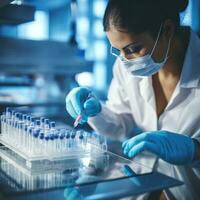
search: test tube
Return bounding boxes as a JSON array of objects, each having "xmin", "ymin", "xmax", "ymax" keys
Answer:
[
  {"xmin": 27, "ymin": 115, "xmax": 31, "ymax": 126},
  {"xmin": 39, "ymin": 132, "xmax": 44, "ymax": 155},
  {"xmin": 5, "ymin": 108, "xmax": 11, "ymax": 135},
  {"xmin": 50, "ymin": 121, "xmax": 56, "ymax": 129},
  {"xmin": 58, "ymin": 129, "xmax": 65, "ymax": 152},
  {"xmin": 40, "ymin": 117, "xmax": 45, "ymax": 129},
  {"xmin": 31, "ymin": 117, "xmax": 35, "ymax": 125},
  {"xmin": 49, "ymin": 133, "xmax": 55, "ymax": 155},
  {"xmin": 1, "ymin": 113, "xmax": 5, "ymax": 137},
  {"xmin": 17, "ymin": 114, "xmax": 25, "ymax": 148},
  {"xmin": 13, "ymin": 112, "xmax": 18, "ymax": 134},
  {"xmin": 65, "ymin": 130, "xmax": 71, "ymax": 151},
  {"xmin": 12, "ymin": 113, "xmax": 20, "ymax": 146},
  {"xmin": 54, "ymin": 132, "xmax": 59, "ymax": 153},
  {"xmin": 22, "ymin": 124, "xmax": 28, "ymax": 152},
  {"xmin": 5, "ymin": 108, "xmax": 11, "ymax": 137},
  {"xmin": 35, "ymin": 120, "xmax": 41, "ymax": 130},
  {"xmin": 59, "ymin": 129, "xmax": 66, "ymax": 152},
  {"xmin": 17, "ymin": 122, "xmax": 24, "ymax": 149},
  {"xmin": 33, "ymin": 129, "xmax": 40, "ymax": 154},
  {"xmin": 27, "ymin": 128, "xmax": 33, "ymax": 154},
  {"xmin": 6, "ymin": 107, "xmax": 11, "ymax": 117},
  {"xmin": 70, "ymin": 130, "xmax": 76, "ymax": 149},
  {"xmin": 7, "ymin": 110, "xmax": 15, "ymax": 138},
  {"xmin": 77, "ymin": 130, "xmax": 85, "ymax": 149},
  {"xmin": 44, "ymin": 119, "xmax": 50, "ymax": 134},
  {"xmin": 44, "ymin": 134, "xmax": 50, "ymax": 155},
  {"xmin": 49, "ymin": 121, "xmax": 56, "ymax": 154},
  {"xmin": 22, "ymin": 114, "xmax": 27, "ymax": 122}
]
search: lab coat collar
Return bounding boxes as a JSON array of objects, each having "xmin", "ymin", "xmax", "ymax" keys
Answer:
[{"xmin": 180, "ymin": 29, "xmax": 200, "ymax": 88}]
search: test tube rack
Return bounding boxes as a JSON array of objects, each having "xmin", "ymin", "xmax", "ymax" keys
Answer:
[
  {"xmin": 0, "ymin": 145, "xmax": 109, "ymax": 192},
  {"xmin": 0, "ymin": 108, "xmax": 107, "ymax": 168}
]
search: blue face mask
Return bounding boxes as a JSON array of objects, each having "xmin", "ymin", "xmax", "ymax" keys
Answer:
[{"xmin": 120, "ymin": 24, "xmax": 172, "ymax": 77}]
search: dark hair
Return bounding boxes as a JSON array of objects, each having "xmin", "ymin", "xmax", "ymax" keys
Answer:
[{"xmin": 103, "ymin": 0, "xmax": 189, "ymax": 37}]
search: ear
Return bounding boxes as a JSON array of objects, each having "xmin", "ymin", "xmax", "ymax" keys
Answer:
[{"xmin": 162, "ymin": 19, "xmax": 175, "ymax": 41}]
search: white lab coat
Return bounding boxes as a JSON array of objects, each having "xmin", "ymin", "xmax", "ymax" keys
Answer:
[{"xmin": 88, "ymin": 29, "xmax": 200, "ymax": 200}]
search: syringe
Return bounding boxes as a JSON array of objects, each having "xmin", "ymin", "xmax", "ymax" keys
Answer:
[{"xmin": 73, "ymin": 93, "xmax": 92, "ymax": 128}]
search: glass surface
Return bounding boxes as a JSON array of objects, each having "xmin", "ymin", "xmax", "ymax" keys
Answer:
[
  {"xmin": 67, "ymin": 171, "xmax": 183, "ymax": 200},
  {"xmin": 0, "ymin": 145, "xmax": 152, "ymax": 197}
]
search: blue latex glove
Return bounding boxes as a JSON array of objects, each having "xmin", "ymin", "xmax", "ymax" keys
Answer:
[
  {"xmin": 64, "ymin": 187, "xmax": 83, "ymax": 200},
  {"xmin": 122, "ymin": 131, "xmax": 195, "ymax": 165},
  {"xmin": 66, "ymin": 87, "xmax": 101, "ymax": 124}
]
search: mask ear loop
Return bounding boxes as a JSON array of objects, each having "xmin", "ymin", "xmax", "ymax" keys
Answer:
[
  {"xmin": 119, "ymin": 24, "xmax": 163, "ymax": 62},
  {"xmin": 150, "ymin": 23, "xmax": 163, "ymax": 56},
  {"xmin": 150, "ymin": 23, "xmax": 173, "ymax": 63},
  {"xmin": 163, "ymin": 36, "xmax": 172, "ymax": 61}
]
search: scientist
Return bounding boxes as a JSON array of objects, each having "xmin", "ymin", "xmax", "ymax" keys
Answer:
[{"xmin": 66, "ymin": 0, "xmax": 200, "ymax": 199}]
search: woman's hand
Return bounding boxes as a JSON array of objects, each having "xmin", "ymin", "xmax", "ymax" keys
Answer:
[
  {"xmin": 122, "ymin": 131, "xmax": 195, "ymax": 165},
  {"xmin": 66, "ymin": 87, "xmax": 101, "ymax": 124}
]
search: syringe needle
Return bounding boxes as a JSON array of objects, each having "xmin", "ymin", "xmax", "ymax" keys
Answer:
[
  {"xmin": 73, "ymin": 92, "xmax": 92, "ymax": 128},
  {"xmin": 73, "ymin": 115, "xmax": 82, "ymax": 128}
]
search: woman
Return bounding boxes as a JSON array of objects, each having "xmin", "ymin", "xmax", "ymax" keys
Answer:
[{"xmin": 66, "ymin": 0, "xmax": 200, "ymax": 199}]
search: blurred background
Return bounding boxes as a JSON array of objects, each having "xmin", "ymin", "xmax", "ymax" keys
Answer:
[{"xmin": 0, "ymin": 0, "xmax": 199, "ymax": 128}]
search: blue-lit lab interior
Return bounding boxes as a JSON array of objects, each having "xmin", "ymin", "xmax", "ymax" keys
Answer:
[{"xmin": 0, "ymin": 0, "xmax": 200, "ymax": 200}]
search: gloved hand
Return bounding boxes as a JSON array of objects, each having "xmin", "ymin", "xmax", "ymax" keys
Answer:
[
  {"xmin": 122, "ymin": 131, "xmax": 195, "ymax": 165},
  {"xmin": 66, "ymin": 87, "xmax": 101, "ymax": 124},
  {"xmin": 64, "ymin": 187, "xmax": 83, "ymax": 200}
]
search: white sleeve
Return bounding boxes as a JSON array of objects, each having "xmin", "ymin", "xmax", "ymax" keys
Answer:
[{"xmin": 88, "ymin": 59, "xmax": 135, "ymax": 141}]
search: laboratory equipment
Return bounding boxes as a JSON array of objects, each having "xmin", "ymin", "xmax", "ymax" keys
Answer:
[
  {"xmin": 0, "ymin": 145, "xmax": 183, "ymax": 200},
  {"xmin": 73, "ymin": 92, "xmax": 93, "ymax": 128},
  {"xmin": 0, "ymin": 145, "xmax": 109, "ymax": 194},
  {"xmin": 0, "ymin": 107, "xmax": 107, "ymax": 169}
]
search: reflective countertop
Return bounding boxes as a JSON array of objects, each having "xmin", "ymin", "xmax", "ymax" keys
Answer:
[{"xmin": 0, "ymin": 141, "xmax": 183, "ymax": 200}]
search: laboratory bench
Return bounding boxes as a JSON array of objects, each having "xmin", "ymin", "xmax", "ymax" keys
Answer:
[
  {"xmin": 0, "ymin": 145, "xmax": 183, "ymax": 200},
  {"xmin": 0, "ymin": 106, "xmax": 183, "ymax": 200},
  {"xmin": 0, "ymin": 142, "xmax": 183, "ymax": 200}
]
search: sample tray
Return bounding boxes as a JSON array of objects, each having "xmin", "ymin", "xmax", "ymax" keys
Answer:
[{"xmin": 0, "ymin": 133, "xmax": 106, "ymax": 169}]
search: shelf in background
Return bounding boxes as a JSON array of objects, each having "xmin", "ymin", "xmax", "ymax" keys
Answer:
[
  {"xmin": 0, "ymin": 37, "xmax": 93, "ymax": 74},
  {"xmin": 0, "ymin": 4, "xmax": 36, "ymax": 25},
  {"xmin": 23, "ymin": 0, "xmax": 71, "ymax": 10}
]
